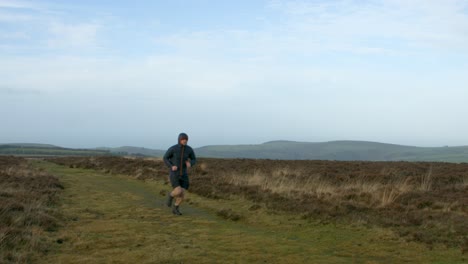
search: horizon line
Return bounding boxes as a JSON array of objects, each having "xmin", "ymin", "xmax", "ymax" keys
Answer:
[{"xmin": 1, "ymin": 140, "xmax": 466, "ymax": 150}]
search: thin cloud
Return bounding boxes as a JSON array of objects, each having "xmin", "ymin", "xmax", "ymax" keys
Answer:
[
  {"xmin": 154, "ymin": 0, "xmax": 468, "ymax": 62},
  {"xmin": 0, "ymin": 11, "xmax": 32, "ymax": 21},
  {"xmin": 0, "ymin": 31, "xmax": 28, "ymax": 39},
  {"xmin": 0, "ymin": 0, "xmax": 35, "ymax": 9},
  {"xmin": 267, "ymin": 0, "xmax": 468, "ymax": 53},
  {"xmin": 47, "ymin": 22, "xmax": 100, "ymax": 49},
  {"xmin": 1, "ymin": 1, "xmax": 102, "ymax": 51}
]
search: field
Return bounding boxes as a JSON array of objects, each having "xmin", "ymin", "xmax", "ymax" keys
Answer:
[
  {"xmin": 47, "ymin": 157, "xmax": 467, "ymax": 252},
  {"xmin": 1, "ymin": 155, "xmax": 467, "ymax": 263}
]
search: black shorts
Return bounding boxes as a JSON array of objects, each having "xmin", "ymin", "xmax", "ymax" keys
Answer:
[{"xmin": 169, "ymin": 171, "xmax": 189, "ymax": 190}]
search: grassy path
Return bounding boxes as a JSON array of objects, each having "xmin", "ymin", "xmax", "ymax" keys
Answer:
[{"xmin": 32, "ymin": 161, "xmax": 465, "ymax": 263}]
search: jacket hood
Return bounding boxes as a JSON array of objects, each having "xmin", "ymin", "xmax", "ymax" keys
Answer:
[{"xmin": 178, "ymin": 133, "xmax": 188, "ymax": 143}]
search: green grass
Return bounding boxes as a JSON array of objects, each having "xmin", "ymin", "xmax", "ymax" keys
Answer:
[{"xmin": 31, "ymin": 160, "xmax": 466, "ymax": 263}]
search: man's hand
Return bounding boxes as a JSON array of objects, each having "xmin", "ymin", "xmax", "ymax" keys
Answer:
[
  {"xmin": 185, "ymin": 161, "xmax": 191, "ymax": 168},
  {"xmin": 171, "ymin": 166, "xmax": 178, "ymax": 171}
]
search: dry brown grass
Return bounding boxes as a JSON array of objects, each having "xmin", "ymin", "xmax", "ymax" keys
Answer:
[
  {"xmin": 419, "ymin": 166, "xmax": 433, "ymax": 192},
  {"xmin": 194, "ymin": 162, "xmax": 466, "ymax": 250},
  {"xmin": 224, "ymin": 167, "xmax": 416, "ymax": 208},
  {"xmin": 462, "ymin": 176, "xmax": 468, "ymax": 187},
  {"xmin": 0, "ymin": 156, "xmax": 63, "ymax": 263}
]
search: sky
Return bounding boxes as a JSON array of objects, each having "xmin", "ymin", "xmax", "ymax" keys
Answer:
[{"xmin": 1, "ymin": 0, "xmax": 468, "ymax": 149}]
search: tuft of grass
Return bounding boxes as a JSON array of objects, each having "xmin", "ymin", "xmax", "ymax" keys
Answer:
[
  {"xmin": 462, "ymin": 176, "xmax": 468, "ymax": 187},
  {"xmin": 216, "ymin": 208, "xmax": 242, "ymax": 221},
  {"xmin": 419, "ymin": 166, "xmax": 433, "ymax": 192},
  {"xmin": 379, "ymin": 177, "xmax": 412, "ymax": 207}
]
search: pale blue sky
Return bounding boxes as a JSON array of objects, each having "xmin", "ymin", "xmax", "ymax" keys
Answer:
[{"xmin": 1, "ymin": 0, "xmax": 468, "ymax": 149}]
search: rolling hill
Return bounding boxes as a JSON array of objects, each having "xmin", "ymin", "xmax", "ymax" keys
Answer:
[
  {"xmin": 0, "ymin": 143, "xmax": 110, "ymax": 157},
  {"xmin": 97, "ymin": 146, "xmax": 166, "ymax": 157},
  {"xmin": 2, "ymin": 141, "xmax": 468, "ymax": 162},
  {"xmin": 195, "ymin": 140, "xmax": 468, "ymax": 162}
]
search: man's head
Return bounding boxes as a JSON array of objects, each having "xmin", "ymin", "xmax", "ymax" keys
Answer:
[{"xmin": 178, "ymin": 133, "xmax": 189, "ymax": 145}]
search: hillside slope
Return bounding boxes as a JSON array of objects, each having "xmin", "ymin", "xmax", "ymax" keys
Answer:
[{"xmin": 196, "ymin": 140, "xmax": 468, "ymax": 162}]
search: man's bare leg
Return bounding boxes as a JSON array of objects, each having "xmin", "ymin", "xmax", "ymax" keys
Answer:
[
  {"xmin": 174, "ymin": 188, "xmax": 185, "ymax": 206},
  {"xmin": 167, "ymin": 186, "xmax": 181, "ymax": 207},
  {"xmin": 170, "ymin": 186, "xmax": 185, "ymax": 215},
  {"xmin": 171, "ymin": 186, "xmax": 183, "ymax": 198}
]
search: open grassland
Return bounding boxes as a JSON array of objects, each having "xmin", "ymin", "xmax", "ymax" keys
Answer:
[
  {"xmin": 31, "ymin": 160, "xmax": 466, "ymax": 263},
  {"xmin": 0, "ymin": 156, "xmax": 63, "ymax": 263},
  {"xmin": 47, "ymin": 156, "xmax": 468, "ymax": 256}
]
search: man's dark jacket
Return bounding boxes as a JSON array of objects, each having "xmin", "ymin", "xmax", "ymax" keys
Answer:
[{"xmin": 163, "ymin": 142, "xmax": 196, "ymax": 175}]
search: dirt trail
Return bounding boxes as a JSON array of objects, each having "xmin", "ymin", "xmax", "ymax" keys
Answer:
[{"xmin": 33, "ymin": 161, "xmax": 465, "ymax": 264}]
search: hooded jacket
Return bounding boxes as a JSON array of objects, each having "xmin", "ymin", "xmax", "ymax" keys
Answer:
[{"xmin": 163, "ymin": 133, "xmax": 197, "ymax": 175}]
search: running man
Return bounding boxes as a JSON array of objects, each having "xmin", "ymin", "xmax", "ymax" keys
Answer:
[{"xmin": 163, "ymin": 132, "xmax": 197, "ymax": 215}]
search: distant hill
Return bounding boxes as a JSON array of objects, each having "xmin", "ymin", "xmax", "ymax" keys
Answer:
[
  {"xmin": 98, "ymin": 146, "xmax": 165, "ymax": 157},
  {"xmin": 195, "ymin": 140, "xmax": 468, "ymax": 162},
  {"xmin": 96, "ymin": 140, "xmax": 468, "ymax": 162},
  {"xmin": 0, "ymin": 143, "xmax": 110, "ymax": 157},
  {"xmin": 2, "ymin": 140, "xmax": 468, "ymax": 162},
  {"xmin": 1, "ymin": 143, "xmax": 60, "ymax": 148}
]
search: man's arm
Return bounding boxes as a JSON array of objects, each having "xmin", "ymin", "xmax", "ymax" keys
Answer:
[
  {"xmin": 163, "ymin": 147, "xmax": 174, "ymax": 168},
  {"xmin": 189, "ymin": 148, "xmax": 197, "ymax": 167}
]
